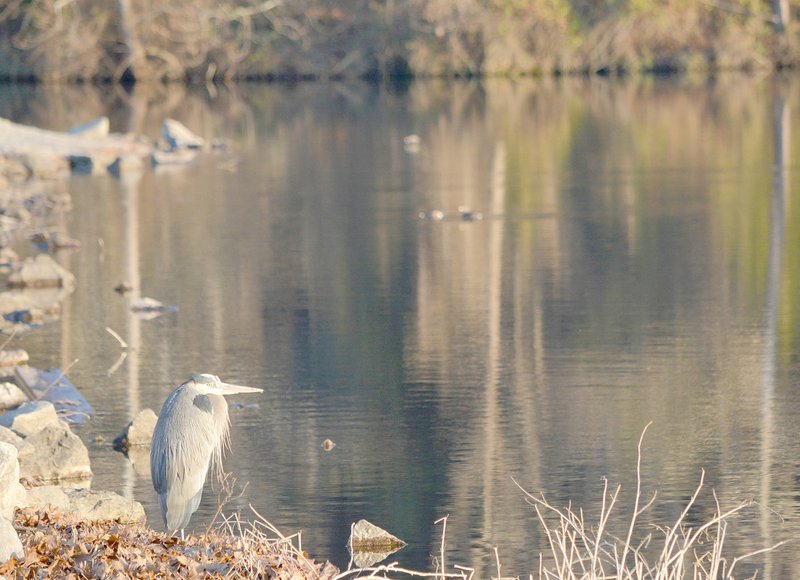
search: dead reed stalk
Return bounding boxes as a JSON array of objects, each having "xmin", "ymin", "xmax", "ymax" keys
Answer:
[{"xmin": 514, "ymin": 423, "xmax": 793, "ymax": 579}]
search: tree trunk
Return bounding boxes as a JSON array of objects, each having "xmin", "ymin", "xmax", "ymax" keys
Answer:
[
  {"xmin": 116, "ymin": 0, "xmax": 145, "ymax": 81},
  {"xmin": 772, "ymin": 0, "xmax": 790, "ymax": 32}
]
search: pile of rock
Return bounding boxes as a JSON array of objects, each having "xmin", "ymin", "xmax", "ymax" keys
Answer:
[
  {"xmin": 0, "ymin": 117, "xmax": 153, "ymax": 181},
  {"xmin": 0, "ymin": 400, "xmax": 146, "ymax": 564}
]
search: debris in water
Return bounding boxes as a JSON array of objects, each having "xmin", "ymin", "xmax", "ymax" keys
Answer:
[{"xmin": 130, "ymin": 297, "xmax": 178, "ymax": 320}]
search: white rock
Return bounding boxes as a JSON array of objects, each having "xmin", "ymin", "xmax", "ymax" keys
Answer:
[
  {"xmin": 65, "ymin": 489, "xmax": 145, "ymax": 524},
  {"xmin": 68, "ymin": 116, "xmax": 110, "ymax": 139},
  {"xmin": 0, "ymin": 517, "xmax": 23, "ymax": 563},
  {"xmin": 20, "ymin": 422, "xmax": 92, "ymax": 482},
  {"xmin": 8, "ymin": 253, "xmax": 76, "ymax": 290},
  {"xmin": 0, "ymin": 382, "xmax": 27, "ymax": 410},
  {"xmin": 0, "ymin": 400, "xmax": 60, "ymax": 436},
  {"xmin": 0, "ymin": 349, "xmax": 29, "ymax": 368},
  {"xmin": 114, "ymin": 408, "xmax": 157, "ymax": 450},
  {"xmin": 19, "ymin": 151, "xmax": 70, "ymax": 180},
  {"xmin": 0, "ymin": 441, "xmax": 26, "ymax": 520},
  {"xmin": 162, "ymin": 119, "xmax": 205, "ymax": 150},
  {"xmin": 25, "ymin": 485, "xmax": 69, "ymax": 512}
]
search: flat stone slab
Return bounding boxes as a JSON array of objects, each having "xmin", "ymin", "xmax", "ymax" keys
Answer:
[
  {"xmin": 15, "ymin": 366, "xmax": 93, "ymax": 424},
  {"xmin": 64, "ymin": 489, "xmax": 145, "ymax": 525},
  {"xmin": 25, "ymin": 485, "xmax": 69, "ymax": 512},
  {"xmin": 26, "ymin": 487, "xmax": 145, "ymax": 525}
]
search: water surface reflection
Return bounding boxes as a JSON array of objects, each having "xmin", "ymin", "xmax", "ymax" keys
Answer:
[{"xmin": 1, "ymin": 76, "xmax": 800, "ymax": 576}]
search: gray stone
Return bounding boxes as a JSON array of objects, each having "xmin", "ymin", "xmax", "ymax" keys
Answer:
[
  {"xmin": 0, "ymin": 400, "xmax": 60, "ymax": 436},
  {"xmin": 350, "ymin": 519, "xmax": 406, "ymax": 547},
  {"xmin": 7, "ymin": 254, "xmax": 76, "ymax": 290},
  {"xmin": 0, "ymin": 381, "xmax": 27, "ymax": 410},
  {"xmin": 20, "ymin": 422, "xmax": 91, "ymax": 482},
  {"xmin": 25, "ymin": 485, "xmax": 69, "ymax": 512},
  {"xmin": 114, "ymin": 408, "xmax": 157, "ymax": 451},
  {"xmin": 0, "ymin": 517, "xmax": 23, "ymax": 564},
  {"xmin": 162, "ymin": 119, "xmax": 205, "ymax": 150},
  {"xmin": 348, "ymin": 519, "xmax": 406, "ymax": 568},
  {"xmin": 0, "ymin": 442, "xmax": 26, "ymax": 520},
  {"xmin": 68, "ymin": 117, "xmax": 110, "ymax": 139},
  {"xmin": 65, "ymin": 489, "xmax": 145, "ymax": 524}
]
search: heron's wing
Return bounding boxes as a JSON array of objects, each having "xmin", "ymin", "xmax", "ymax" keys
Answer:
[{"xmin": 150, "ymin": 387, "xmax": 225, "ymax": 531}]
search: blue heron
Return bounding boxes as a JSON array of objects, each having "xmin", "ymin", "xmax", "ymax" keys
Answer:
[{"xmin": 150, "ymin": 373, "xmax": 263, "ymax": 537}]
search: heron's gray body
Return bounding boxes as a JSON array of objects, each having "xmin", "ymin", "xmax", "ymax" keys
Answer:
[{"xmin": 150, "ymin": 374, "xmax": 262, "ymax": 534}]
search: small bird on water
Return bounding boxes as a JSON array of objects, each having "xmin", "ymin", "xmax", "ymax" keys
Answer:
[{"xmin": 150, "ymin": 373, "xmax": 263, "ymax": 538}]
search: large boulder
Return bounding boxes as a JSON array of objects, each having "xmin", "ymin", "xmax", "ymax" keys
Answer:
[
  {"xmin": 20, "ymin": 422, "xmax": 91, "ymax": 482},
  {"xmin": 0, "ymin": 517, "xmax": 23, "ymax": 564},
  {"xmin": 65, "ymin": 489, "xmax": 145, "ymax": 525},
  {"xmin": 0, "ymin": 442, "xmax": 26, "ymax": 520},
  {"xmin": 0, "ymin": 400, "xmax": 60, "ymax": 436}
]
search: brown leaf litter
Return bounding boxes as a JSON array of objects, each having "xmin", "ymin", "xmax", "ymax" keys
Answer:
[{"xmin": 0, "ymin": 507, "xmax": 339, "ymax": 579}]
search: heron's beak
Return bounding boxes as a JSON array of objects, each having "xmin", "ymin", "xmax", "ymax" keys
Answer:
[{"xmin": 214, "ymin": 382, "xmax": 264, "ymax": 396}]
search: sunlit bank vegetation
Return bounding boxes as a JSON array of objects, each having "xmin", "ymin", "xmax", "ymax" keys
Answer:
[{"xmin": 0, "ymin": 0, "xmax": 798, "ymax": 82}]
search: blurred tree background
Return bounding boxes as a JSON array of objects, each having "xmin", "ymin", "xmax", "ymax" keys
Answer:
[{"xmin": 0, "ymin": 0, "xmax": 797, "ymax": 81}]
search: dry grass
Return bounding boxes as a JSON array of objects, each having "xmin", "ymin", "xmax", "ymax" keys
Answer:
[{"xmin": 515, "ymin": 424, "xmax": 793, "ymax": 580}]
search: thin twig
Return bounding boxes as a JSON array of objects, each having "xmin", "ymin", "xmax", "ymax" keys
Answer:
[
  {"xmin": 435, "ymin": 515, "xmax": 448, "ymax": 579},
  {"xmin": 203, "ymin": 473, "xmax": 248, "ymax": 537},
  {"xmin": 0, "ymin": 328, "xmax": 17, "ymax": 352},
  {"xmin": 40, "ymin": 358, "xmax": 79, "ymax": 397},
  {"xmin": 107, "ymin": 351, "xmax": 127, "ymax": 376},
  {"xmin": 105, "ymin": 326, "xmax": 128, "ymax": 349},
  {"xmin": 618, "ymin": 421, "xmax": 652, "ymax": 574}
]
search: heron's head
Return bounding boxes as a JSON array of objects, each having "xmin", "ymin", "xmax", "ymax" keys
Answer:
[{"xmin": 188, "ymin": 373, "xmax": 264, "ymax": 396}]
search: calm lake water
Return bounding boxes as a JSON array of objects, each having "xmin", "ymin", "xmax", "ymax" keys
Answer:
[{"xmin": 1, "ymin": 76, "xmax": 800, "ymax": 576}]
